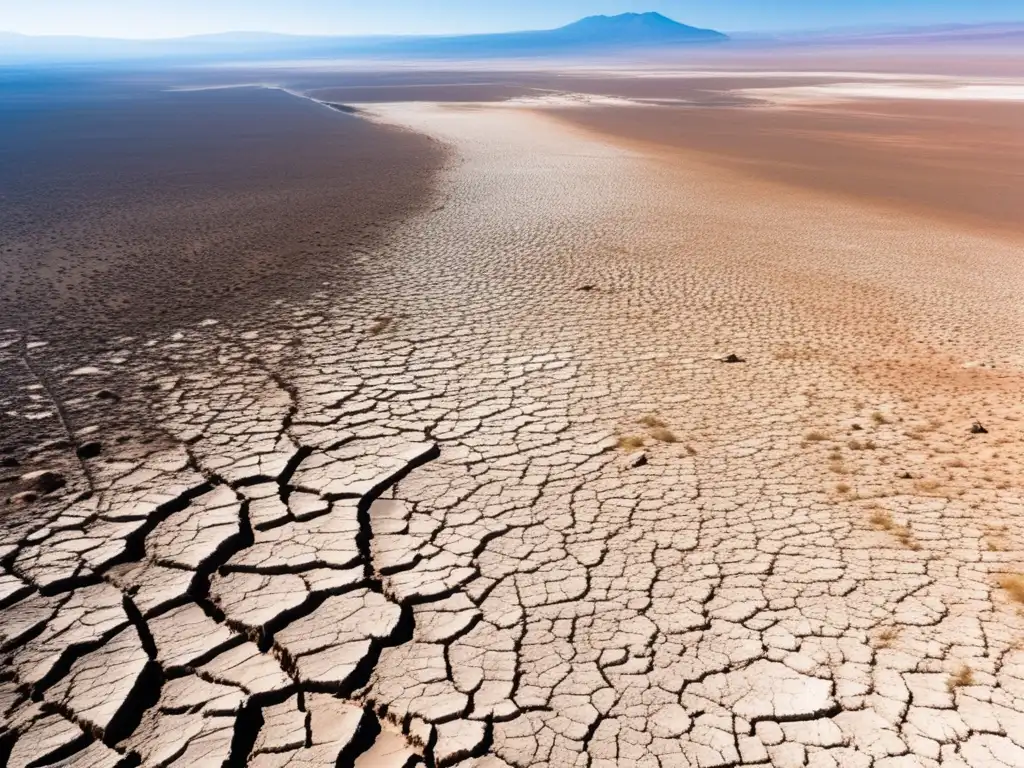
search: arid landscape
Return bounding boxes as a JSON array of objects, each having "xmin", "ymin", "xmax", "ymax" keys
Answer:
[{"xmin": 2, "ymin": 23, "xmax": 1024, "ymax": 768}]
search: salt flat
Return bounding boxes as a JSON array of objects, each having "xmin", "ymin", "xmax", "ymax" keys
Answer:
[{"xmin": 2, "ymin": 69, "xmax": 1024, "ymax": 768}]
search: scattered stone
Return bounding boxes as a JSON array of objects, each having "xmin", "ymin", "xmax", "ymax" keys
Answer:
[
  {"xmin": 971, "ymin": 421, "xmax": 988, "ymax": 434},
  {"xmin": 20, "ymin": 469, "xmax": 66, "ymax": 494},
  {"xmin": 94, "ymin": 389, "xmax": 120, "ymax": 402},
  {"xmin": 76, "ymin": 441, "xmax": 102, "ymax": 460},
  {"xmin": 577, "ymin": 285, "xmax": 595, "ymax": 291},
  {"xmin": 721, "ymin": 353, "xmax": 745, "ymax": 363}
]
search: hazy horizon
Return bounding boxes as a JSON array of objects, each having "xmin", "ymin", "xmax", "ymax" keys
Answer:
[{"xmin": 3, "ymin": 0, "xmax": 1023, "ymax": 39}]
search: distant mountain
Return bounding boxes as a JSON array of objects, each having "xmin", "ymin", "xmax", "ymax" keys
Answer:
[
  {"xmin": 740, "ymin": 21, "xmax": 1024, "ymax": 45},
  {"xmin": 0, "ymin": 13, "xmax": 727, "ymax": 64},
  {"xmin": 551, "ymin": 13, "xmax": 726, "ymax": 44}
]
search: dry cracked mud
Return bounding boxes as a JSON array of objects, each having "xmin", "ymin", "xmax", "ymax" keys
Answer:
[{"xmin": 2, "ymin": 94, "xmax": 1024, "ymax": 768}]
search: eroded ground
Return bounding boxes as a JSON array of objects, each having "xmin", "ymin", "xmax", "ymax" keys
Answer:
[{"xmin": 2, "ymin": 64, "xmax": 1024, "ymax": 768}]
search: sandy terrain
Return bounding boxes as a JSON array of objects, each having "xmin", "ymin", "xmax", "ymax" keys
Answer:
[{"xmin": 2, "ymin": 59, "xmax": 1024, "ymax": 768}]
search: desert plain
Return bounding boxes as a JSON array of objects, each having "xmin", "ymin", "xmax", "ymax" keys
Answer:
[{"xmin": 2, "ymin": 47, "xmax": 1024, "ymax": 768}]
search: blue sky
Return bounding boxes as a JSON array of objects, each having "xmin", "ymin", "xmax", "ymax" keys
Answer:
[{"xmin": 3, "ymin": 0, "xmax": 1022, "ymax": 38}]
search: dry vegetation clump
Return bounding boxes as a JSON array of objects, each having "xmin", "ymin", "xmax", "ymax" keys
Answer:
[
  {"xmin": 998, "ymin": 574, "xmax": 1024, "ymax": 605},
  {"xmin": 639, "ymin": 414, "xmax": 668, "ymax": 429},
  {"xmin": 914, "ymin": 478, "xmax": 943, "ymax": 494},
  {"xmin": 805, "ymin": 430, "xmax": 829, "ymax": 442},
  {"xmin": 649, "ymin": 427, "xmax": 678, "ymax": 444},
  {"xmin": 835, "ymin": 482, "xmax": 852, "ymax": 494},
  {"xmin": 849, "ymin": 439, "xmax": 877, "ymax": 450},
  {"xmin": 947, "ymin": 665, "xmax": 975, "ymax": 692},
  {"xmin": 874, "ymin": 626, "xmax": 900, "ymax": 649},
  {"xmin": 369, "ymin": 316, "xmax": 393, "ymax": 335},
  {"xmin": 616, "ymin": 435, "xmax": 645, "ymax": 452},
  {"xmin": 869, "ymin": 509, "xmax": 919, "ymax": 549},
  {"xmin": 872, "ymin": 411, "xmax": 889, "ymax": 425},
  {"xmin": 684, "ymin": 444, "xmax": 698, "ymax": 456}
]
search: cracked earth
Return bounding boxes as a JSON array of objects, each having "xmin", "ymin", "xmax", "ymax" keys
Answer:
[{"xmin": 2, "ymin": 98, "xmax": 1024, "ymax": 768}]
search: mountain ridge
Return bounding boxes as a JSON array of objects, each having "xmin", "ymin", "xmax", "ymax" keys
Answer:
[{"xmin": 0, "ymin": 12, "xmax": 728, "ymax": 63}]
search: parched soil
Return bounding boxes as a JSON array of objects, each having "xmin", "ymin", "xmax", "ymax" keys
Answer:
[{"xmin": 2, "ymin": 62, "xmax": 1024, "ymax": 768}]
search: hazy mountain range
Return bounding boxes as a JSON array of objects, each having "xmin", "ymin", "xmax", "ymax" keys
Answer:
[
  {"xmin": 0, "ymin": 13, "xmax": 726, "ymax": 64},
  {"xmin": 2, "ymin": 12, "xmax": 1021, "ymax": 65}
]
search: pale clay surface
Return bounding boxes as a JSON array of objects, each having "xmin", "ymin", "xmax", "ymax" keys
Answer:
[{"xmin": 2, "ymin": 97, "xmax": 1024, "ymax": 768}]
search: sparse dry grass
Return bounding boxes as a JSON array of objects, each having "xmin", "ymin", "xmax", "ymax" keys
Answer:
[
  {"xmin": 805, "ymin": 430, "xmax": 829, "ymax": 442},
  {"xmin": 998, "ymin": 574, "xmax": 1024, "ymax": 605},
  {"xmin": 946, "ymin": 457, "xmax": 967, "ymax": 468},
  {"xmin": 914, "ymin": 478, "xmax": 942, "ymax": 494},
  {"xmin": 829, "ymin": 460, "xmax": 848, "ymax": 475},
  {"xmin": 649, "ymin": 427, "xmax": 678, "ymax": 444},
  {"xmin": 836, "ymin": 482, "xmax": 852, "ymax": 494},
  {"xmin": 872, "ymin": 411, "xmax": 889, "ymax": 425},
  {"xmin": 639, "ymin": 414, "xmax": 668, "ymax": 429},
  {"xmin": 947, "ymin": 665, "xmax": 975, "ymax": 691},
  {"xmin": 684, "ymin": 444, "xmax": 698, "ymax": 456},
  {"xmin": 868, "ymin": 509, "xmax": 919, "ymax": 549},
  {"xmin": 875, "ymin": 626, "xmax": 900, "ymax": 649},
  {"xmin": 369, "ymin": 316, "xmax": 393, "ymax": 335},
  {"xmin": 616, "ymin": 435, "xmax": 645, "ymax": 452}
]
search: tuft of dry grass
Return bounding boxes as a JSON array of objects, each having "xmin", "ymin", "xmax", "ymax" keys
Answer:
[
  {"xmin": 836, "ymin": 482, "xmax": 852, "ymax": 494},
  {"xmin": 946, "ymin": 457, "xmax": 967, "ymax": 468},
  {"xmin": 649, "ymin": 428, "xmax": 678, "ymax": 444},
  {"xmin": 616, "ymin": 435, "xmax": 645, "ymax": 452},
  {"xmin": 875, "ymin": 626, "xmax": 900, "ymax": 649},
  {"xmin": 639, "ymin": 414, "xmax": 668, "ymax": 429},
  {"xmin": 369, "ymin": 316, "xmax": 393, "ymax": 335},
  {"xmin": 872, "ymin": 411, "xmax": 889, "ymax": 425},
  {"xmin": 684, "ymin": 444, "xmax": 698, "ymax": 456},
  {"xmin": 870, "ymin": 510, "xmax": 895, "ymax": 530},
  {"xmin": 829, "ymin": 460, "xmax": 849, "ymax": 475},
  {"xmin": 805, "ymin": 430, "xmax": 829, "ymax": 442},
  {"xmin": 869, "ymin": 509, "xmax": 919, "ymax": 549},
  {"xmin": 947, "ymin": 665, "xmax": 975, "ymax": 692},
  {"xmin": 998, "ymin": 574, "xmax": 1024, "ymax": 605},
  {"xmin": 914, "ymin": 478, "xmax": 942, "ymax": 494}
]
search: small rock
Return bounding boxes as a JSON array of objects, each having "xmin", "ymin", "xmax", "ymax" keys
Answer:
[
  {"xmin": 20, "ymin": 469, "xmax": 66, "ymax": 494},
  {"xmin": 8, "ymin": 491, "xmax": 38, "ymax": 505},
  {"xmin": 851, "ymin": 424, "xmax": 863, "ymax": 431},
  {"xmin": 577, "ymin": 285, "xmax": 596, "ymax": 292},
  {"xmin": 971, "ymin": 421, "xmax": 988, "ymax": 434},
  {"xmin": 77, "ymin": 441, "xmax": 102, "ymax": 460},
  {"xmin": 721, "ymin": 354, "xmax": 746, "ymax": 363},
  {"xmin": 0, "ymin": 456, "xmax": 19, "ymax": 468},
  {"xmin": 896, "ymin": 470, "xmax": 913, "ymax": 480},
  {"xmin": 95, "ymin": 389, "xmax": 120, "ymax": 402},
  {"xmin": 630, "ymin": 453, "xmax": 649, "ymax": 468}
]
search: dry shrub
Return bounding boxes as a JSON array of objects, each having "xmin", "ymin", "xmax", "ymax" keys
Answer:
[
  {"xmin": 836, "ymin": 482, "xmax": 852, "ymax": 494},
  {"xmin": 872, "ymin": 411, "xmax": 889, "ymax": 425},
  {"xmin": 369, "ymin": 316, "xmax": 393, "ymax": 335},
  {"xmin": 875, "ymin": 626, "xmax": 899, "ymax": 649},
  {"xmin": 999, "ymin": 574, "xmax": 1024, "ymax": 605},
  {"xmin": 805, "ymin": 430, "xmax": 829, "ymax": 442},
  {"xmin": 914, "ymin": 478, "xmax": 942, "ymax": 494},
  {"xmin": 947, "ymin": 665, "xmax": 975, "ymax": 691},
  {"xmin": 684, "ymin": 444, "xmax": 698, "ymax": 456},
  {"xmin": 649, "ymin": 428, "xmax": 678, "ymax": 444},
  {"xmin": 616, "ymin": 435, "xmax": 645, "ymax": 452},
  {"xmin": 639, "ymin": 414, "xmax": 668, "ymax": 429},
  {"xmin": 870, "ymin": 510, "xmax": 894, "ymax": 530}
]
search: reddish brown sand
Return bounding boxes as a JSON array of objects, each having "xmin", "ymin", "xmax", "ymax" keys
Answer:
[{"xmin": 550, "ymin": 97, "xmax": 1024, "ymax": 238}]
